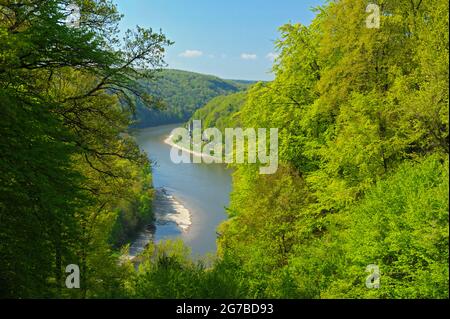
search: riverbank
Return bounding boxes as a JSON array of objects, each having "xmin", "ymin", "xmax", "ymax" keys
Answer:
[
  {"xmin": 164, "ymin": 133, "xmax": 222, "ymax": 162},
  {"xmin": 127, "ymin": 187, "xmax": 192, "ymax": 259},
  {"xmin": 153, "ymin": 188, "xmax": 192, "ymax": 232}
]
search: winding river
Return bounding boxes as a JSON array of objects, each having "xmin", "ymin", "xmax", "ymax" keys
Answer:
[{"xmin": 131, "ymin": 124, "xmax": 232, "ymax": 258}]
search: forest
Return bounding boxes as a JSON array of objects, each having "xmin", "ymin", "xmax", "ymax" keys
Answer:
[{"xmin": 0, "ymin": 0, "xmax": 448, "ymax": 299}]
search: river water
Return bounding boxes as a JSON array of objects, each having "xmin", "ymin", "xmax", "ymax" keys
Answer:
[{"xmin": 132, "ymin": 124, "xmax": 232, "ymax": 258}]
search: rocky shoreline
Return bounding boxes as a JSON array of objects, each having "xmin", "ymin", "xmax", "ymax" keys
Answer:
[{"xmin": 127, "ymin": 187, "xmax": 192, "ymax": 259}]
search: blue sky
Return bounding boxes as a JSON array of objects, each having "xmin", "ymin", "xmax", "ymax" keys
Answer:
[{"xmin": 115, "ymin": 0, "xmax": 324, "ymax": 81}]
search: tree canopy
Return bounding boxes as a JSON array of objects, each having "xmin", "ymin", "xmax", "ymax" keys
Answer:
[
  {"xmin": 0, "ymin": 0, "xmax": 448, "ymax": 299},
  {"xmin": 0, "ymin": 0, "xmax": 170, "ymax": 298}
]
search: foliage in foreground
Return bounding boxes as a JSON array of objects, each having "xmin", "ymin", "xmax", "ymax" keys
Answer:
[
  {"xmin": 0, "ymin": 0, "xmax": 448, "ymax": 299},
  {"xmin": 192, "ymin": 0, "xmax": 449, "ymax": 298},
  {"xmin": 0, "ymin": 0, "xmax": 169, "ymax": 298}
]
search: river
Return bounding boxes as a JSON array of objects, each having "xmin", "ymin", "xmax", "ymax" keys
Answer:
[{"xmin": 131, "ymin": 124, "xmax": 232, "ymax": 258}]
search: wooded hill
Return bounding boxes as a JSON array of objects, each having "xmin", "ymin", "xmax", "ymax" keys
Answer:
[{"xmin": 134, "ymin": 69, "xmax": 254, "ymax": 127}]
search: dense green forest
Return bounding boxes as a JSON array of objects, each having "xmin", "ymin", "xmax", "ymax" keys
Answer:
[
  {"xmin": 134, "ymin": 69, "xmax": 252, "ymax": 127},
  {"xmin": 0, "ymin": 0, "xmax": 167, "ymax": 297},
  {"xmin": 1, "ymin": 0, "xmax": 449, "ymax": 299},
  {"xmin": 191, "ymin": 0, "xmax": 449, "ymax": 298},
  {"xmin": 190, "ymin": 91, "xmax": 246, "ymax": 132}
]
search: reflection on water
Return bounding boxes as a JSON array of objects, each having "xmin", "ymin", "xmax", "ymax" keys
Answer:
[{"xmin": 133, "ymin": 124, "xmax": 232, "ymax": 258}]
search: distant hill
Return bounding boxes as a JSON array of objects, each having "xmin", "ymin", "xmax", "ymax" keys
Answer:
[
  {"xmin": 134, "ymin": 69, "xmax": 255, "ymax": 127},
  {"xmin": 190, "ymin": 91, "xmax": 247, "ymax": 131}
]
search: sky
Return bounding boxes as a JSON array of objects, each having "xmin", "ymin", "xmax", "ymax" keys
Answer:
[{"xmin": 115, "ymin": 0, "xmax": 324, "ymax": 81}]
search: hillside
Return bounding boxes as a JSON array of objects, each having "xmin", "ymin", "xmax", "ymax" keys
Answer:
[
  {"xmin": 189, "ymin": 91, "xmax": 247, "ymax": 130},
  {"xmin": 134, "ymin": 69, "xmax": 253, "ymax": 127}
]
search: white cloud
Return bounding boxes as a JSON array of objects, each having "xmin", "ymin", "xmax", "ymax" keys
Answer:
[
  {"xmin": 240, "ymin": 53, "xmax": 257, "ymax": 60},
  {"xmin": 179, "ymin": 50, "xmax": 203, "ymax": 58},
  {"xmin": 266, "ymin": 52, "xmax": 279, "ymax": 61}
]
